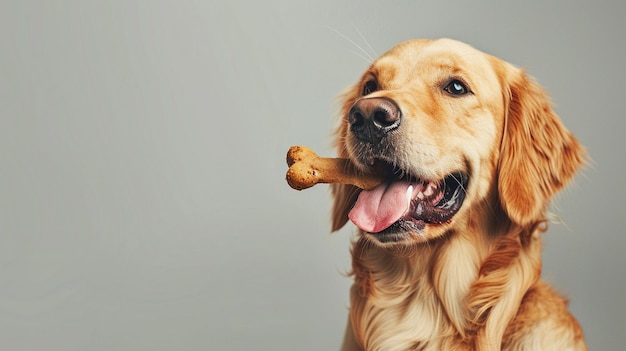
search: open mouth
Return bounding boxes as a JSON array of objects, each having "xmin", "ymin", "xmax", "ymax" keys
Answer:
[{"xmin": 348, "ymin": 169, "xmax": 468, "ymax": 237}]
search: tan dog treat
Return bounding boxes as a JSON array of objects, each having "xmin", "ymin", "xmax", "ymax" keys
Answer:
[{"xmin": 285, "ymin": 146, "xmax": 386, "ymax": 191}]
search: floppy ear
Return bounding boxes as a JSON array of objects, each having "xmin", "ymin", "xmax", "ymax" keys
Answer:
[
  {"xmin": 331, "ymin": 84, "xmax": 361, "ymax": 232},
  {"xmin": 498, "ymin": 69, "xmax": 586, "ymax": 227}
]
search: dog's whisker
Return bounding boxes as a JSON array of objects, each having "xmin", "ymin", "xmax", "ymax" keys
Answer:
[
  {"xmin": 326, "ymin": 25, "xmax": 374, "ymax": 63},
  {"xmin": 349, "ymin": 21, "xmax": 377, "ymax": 59},
  {"xmin": 450, "ymin": 173, "xmax": 468, "ymax": 194},
  {"xmin": 345, "ymin": 49, "xmax": 375, "ymax": 65}
]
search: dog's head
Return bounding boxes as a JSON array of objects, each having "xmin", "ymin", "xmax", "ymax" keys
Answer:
[{"xmin": 331, "ymin": 39, "xmax": 585, "ymax": 247}]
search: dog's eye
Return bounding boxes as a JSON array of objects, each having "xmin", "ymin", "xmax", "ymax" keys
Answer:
[
  {"xmin": 443, "ymin": 79, "xmax": 470, "ymax": 96},
  {"xmin": 363, "ymin": 80, "xmax": 378, "ymax": 95}
]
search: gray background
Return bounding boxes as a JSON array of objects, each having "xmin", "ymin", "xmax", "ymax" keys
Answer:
[{"xmin": 1, "ymin": 1, "xmax": 624, "ymax": 350}]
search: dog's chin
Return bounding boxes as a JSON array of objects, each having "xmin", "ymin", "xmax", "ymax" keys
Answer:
[{"xmin": 362, "ymin": 220, "xmax": 451, "ymax": 248}]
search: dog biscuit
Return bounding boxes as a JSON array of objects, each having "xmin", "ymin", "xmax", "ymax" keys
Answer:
[{"xmin": 285, "ymin": 145, "xmax": 385, "ymax": 190}]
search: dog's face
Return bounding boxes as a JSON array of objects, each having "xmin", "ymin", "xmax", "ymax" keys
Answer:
[{"xmin": 332, "ymin": 39, "xmax": 584, "ymax": 247}]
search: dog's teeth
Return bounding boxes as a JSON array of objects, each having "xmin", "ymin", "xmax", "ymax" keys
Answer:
[
  {"xmin": 406, "ymin": 185, "xmax": 414, "ymax": 202},
  {"xmin": 405, "ymin": 185, "xmax": 414, "ymax": 215},
  {"xmin": 416, "ymin": 191, "xmax": 424, "ymax": 200},
  {"xmin": 415, "ymin": 202, "xmax": 424, "ymax": 215},
  {"xmin": 423, "ymin": 185, "xmax": 434, "ymax": 197}
]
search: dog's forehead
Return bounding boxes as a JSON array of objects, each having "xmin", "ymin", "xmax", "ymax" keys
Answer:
[{"xmin": 372, "ymin": 39, "xmax": 501, "ymax": 88}]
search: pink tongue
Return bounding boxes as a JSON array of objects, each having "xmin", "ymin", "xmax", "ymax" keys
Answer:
[{"xmin": 348, "ymin": 181, "xmax": 414, "ymax": 233}]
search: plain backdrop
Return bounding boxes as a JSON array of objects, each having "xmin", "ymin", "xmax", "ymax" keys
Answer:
[{"xmin": 1, "ymin": 1, "xmax": 624, "ymax": 350}]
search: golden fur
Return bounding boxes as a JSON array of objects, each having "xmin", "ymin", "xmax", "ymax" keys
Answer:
[{"xmin": 331, "ymin": 39, "xmax": 587, "ymax": 351}]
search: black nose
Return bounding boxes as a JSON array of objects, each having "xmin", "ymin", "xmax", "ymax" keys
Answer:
[{"xmin": 348, "ymin": 97, "xmax": 401, "ymax": 143}]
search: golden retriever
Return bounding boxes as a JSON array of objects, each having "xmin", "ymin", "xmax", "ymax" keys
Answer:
[{"xmin": 330, "ymin": 39, "xmax": 587, "ymax": 351}]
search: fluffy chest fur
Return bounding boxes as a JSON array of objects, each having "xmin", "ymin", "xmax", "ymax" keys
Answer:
[{"xmin": 347, "ymin": 224, "xmax": 544, "ymax": 351}]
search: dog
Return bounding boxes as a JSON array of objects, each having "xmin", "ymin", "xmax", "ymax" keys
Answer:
[{"xmin": 330, "ymin": 39, "xmax": 587, "ymax": 351}]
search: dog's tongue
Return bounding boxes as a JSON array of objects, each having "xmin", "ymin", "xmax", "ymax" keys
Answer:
[{"xmin": 348, "ymin": 181, "xmax": 413, "ymax": 233}]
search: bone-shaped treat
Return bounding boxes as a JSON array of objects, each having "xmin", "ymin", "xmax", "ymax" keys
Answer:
[{"xmin": 285, "ymin": 145, "xmax": 386, "ymax": 191}]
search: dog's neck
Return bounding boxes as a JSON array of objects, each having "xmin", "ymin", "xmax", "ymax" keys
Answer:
[{"xmin": 347, "ymin": 208, "xmax": 543, "ymax": 351}]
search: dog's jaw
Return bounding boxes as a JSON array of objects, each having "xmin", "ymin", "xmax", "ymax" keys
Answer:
[{"xmin": 348, "ymin": 169, "xmax": 469, "ymax": 245}]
